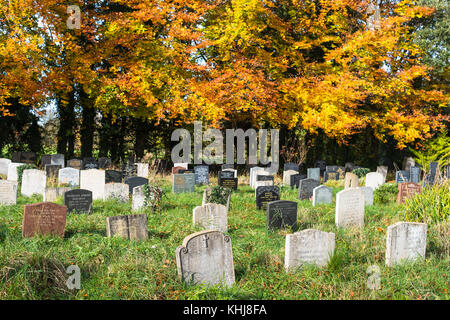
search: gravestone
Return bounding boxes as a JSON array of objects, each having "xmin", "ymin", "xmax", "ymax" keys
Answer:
[
  {"xmin": 345, "ymin": 162, "xmax": 355, "ymax": 172},
  {"xmin": 106, "ymin": 214, "xmax": 148, "ymax": 241},
  {"xmin": 83, "ymin": 157, "xmax": 99, "ymax": 169},
  {"xmin": 132, "ymin": 185, "xmax": 146, "ymax": 211},
  {"xmin": 182, "ymin": 169, "xmax": 194, "ymax": 174},
  {"xmin": 249, "ymin": 167, "xmax": 265, "ymax": 188},
  {"xmin": 172, "ymin": 166, "xmax": 186, "ymax": 174},
  {"xmin": 172, "ymin": 173, "xmax": 195, "ymax": 193},
  {"xmin": 80, "ymin": 169, "xmax": 105, "ymax": 200},
  {"xmin": 290, "ymin": 174, "xmax": 307, "ymax": 189},
  {"xmin": 218, "ymin": 170, "xmax": 234, "ymax": 185},
  {"xmin": 307, "ymin": 168, "xmax": 320, "ymax": 182},
  {"xmin": 22, "ymin": 202, "xmax": 67, "ymax": 238},
  {"xmin": 43, "ymin": 187, "xmax": 73, "ymax": 202},
  {"xmin": 221, "ymin": 164, "xmax": 234, "ymax": 170},
  {"xmin": 105, "ymin": 170, "xmax": 123, "ymax": 183},
  {"xmin": 0, "ymin": 180, "xmax": 18, "ymax": 205},
  {"xmin": 397, "ymin": 182, "xmax": 421, "ymax": 204},
  {"xmin": 336, "ymin": 167, "xmax": 345, "ymax": 180},
  {"xmin": 136, "ymin": 163, "xmax": 149, "ymax": 178},
  {"xmin": 376, "ymin": 166, "xmax": 388, "ymax": 183},
  {"xmin": 344, "ymin": 172, "xmax": 359, "ymax": 189},
  {"xmin": 176, "ymin": 230, "xmax": 235, "ymax": 287},
  {"xmin": 256, "ymin": 186, "xmax": 280, "ymax": 210},
  {"xmin": 427, "ymin": 162, "xmax": 439, "ymax": 185},
  {"xmin": 194, "ymin": 165, "xmax": 209, "ymax": 185},
  {"xmin": 98, "ymin": 157, "xmax": 112, "ymax": 169},
  {"xmin": 284, "ymin": 163, "xmax": 299, "ymax": 172},
  {"xmin": 105, "ymin": 183, "xmax": 129, "ymax": 203},
  {"xmin": 21, "ymin": 169, "xmax": 46, "ymax": 197},
  {"xmin": 254, "ymin": 175, "xmax": 274, "ymax": 189},
  {"xmin": 223, "ymin": 168, "xmax": 237, "ymax": 178},
  {"xmin": 283, "ymin": 170, "xmax": 298, "ymax": 186},
  {"xmin": 7, "ymin": 163, "xmax": 26, "ymax": 181},
  {"xmin": 409, "ymin": 166, "xmax": 421, "ymax": 184},
  {"xmin": 45, "ymin": 164, "xmax": 62, "ymax": 180},
  {"xmin": 312, "ymin": 185, "xmax": 332, "ymax": 206},
  {"xmin": 298, "ymin": 178, "xmax": 320, "ymax": 200},
  {"xmin": 124, "ymin": 176, "xmax": 148, "ymax": 194},
  {"xmin": 193, "ymin": 203, "xmax": 228, "ymax": 232},
  {"xmin": 402, "ymin": 157, "xmax": 415, "ymax": 171},
  {"xmin": 202, "ymin": 188, "xmax": 231, "ymax": 211},
  {"xmin": 395, "ymin": 170, "xmax": 410, "ymax": 183},
  {"xmin": 285, "ymin": 229, "xmax": 335, "ymax": 271},
  {"xmin": 220, "ymin": 177, "xmax": 238, "ymax": 190},
  {"xmin": 326, "ymin": 165, "xmax": 338, "ymax": 172},
  {"xmin": 0, "ymin": 158, "xmax": 11, "ymax": 176},
  {"xmin": 335, "ymin": 188, "xmax": 365, "ymax": 228},
  {"xmin": 315, "ymin": 160, "xmax": 327, "ymax": 176},
  {"xmin": 58, "ymin": 167, "xmax": 79, "ymax": 187},
  {"xmin": 64, "ymin": 189, "xmax": 93, "ymax": 213},
  {"xmin": 365, "ymin": 172, "xmax": 384, "ymax": 190},
  {"xmin": 266, "ymin": 200, "xmax": 297, "ymax": 230},
  {"xmin": 67, "ymin": 159, "xmax": 83, "ymax": 170},
  {"xmin": 385, "ymin": 222, "xmax": 427, "ymax": 267},
  {"xmin": 173, "ymin": 162, "xmax": 188, "ymax": 170},
  {"xmin": 12, "ymin": 151, "xmax": 36, "ymax": 164},
  {"xmin": 323, "ymin": 171, "xmax": 339, "ymax": 182},
  {"xmin": 358, "ymin": 186, "xmax": 374, "ymax": 206},
  {"xmin": 42, "ymin": 154, "xmax": 64, "ymax": 168}
]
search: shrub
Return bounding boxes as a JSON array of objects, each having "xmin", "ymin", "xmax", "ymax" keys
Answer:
[
  {"xmin": 404, "ymin": 181, "xmax": 450, "ymax": 224},
  {"xmin": 373, "ymin": 183, "xmax": 398, "ymax": 204},
  {"xmin": 142, "ymin": 185, "xmax": 164, "ymax": 212},
  {"xmin": 352, "ymin": 167, "xmax": 370, "ymax": 178},
  {"xmin": 206, "ymin": 186, "xmax": 232, "ymax": 206}
]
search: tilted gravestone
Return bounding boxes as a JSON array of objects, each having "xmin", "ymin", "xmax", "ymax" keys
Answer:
[
  {"xmin": 307, "ymin": 168, "xmax": 320, "ymax": 182},
  {"xmin": 396, "ymin": 182, "xmax": 421, "ymax": 204},
  {"xmin": 45, "ymin": 164, "xmax": 62, "ymax": 180},
  {"xmin": 80, "ymin": 169, "xmax": 105, "ymax": 200},
  {"xmin": 335, "ymin": 188, "xmax": 365, "ymax": 228},
  {"xmin": 256, "ymin": 185, "xmax": 280, "ymax": 210},
  {"xmin": 285, "ymin": 229, "xmax": 335, "ymax": 272},
  {"xmin": 176, "ymin": 230, "xmax": 235, "ymax": 287},
  {"xmin": 298, "ymin": 178, "xmax": 320, "ymax": 200},
  {"xmin": 409, "ymin": 166, "xmax": 421, "ymax": 184},
  {"xmin": 0, "ymin": 180, "xmax": 18, "ymax": 205},
  {"xmin": 290, "ymin": 174, "xmax": 307, "ymax": 189},
  {"xmin": 385, "ymin": 222, "xmax": 427, "ymax": 267},
  {"xmin": 64, "ymin": 189, "xmax": 93, "ymax": 213},
  {"xmin": 44, "ymin": 187, "xmax": 73, "ymax": 202},
  {"xmin": 312, "ymin": 185, "xmax": 332, "ymax": 206},
  {"xmin": 22, "ymin": 202, "xmax": 67, "ymax": 238},
  {"xmin": 172, "ymin": 173, "xmax": 195, "ymax": 193},
  {"xmin": 395, "ymin": 170, "xmax": 410, "ymax": 183},
  {"xmin": 358, "ymin": 186, "xmax": 374, "ymax": 206},
  {"xmin": 105, "ymin": 170, "xmax": 123, "ymax": 183},
  {"xmin": 106, "ymin": 214, "xmax": 148, "ymax": 241},
  {"xmin": 344, "ymin": 172, "xmax": 359, "ymax": 189},
  {"xmin": 98, "ymin": 157, "xmax": 112, "ymax": 169},
  {"xmin": 105, "ymin": 183, "xmax": 129, "ymax": 203},
  {"xmin": 266, "ymin": 200, "xmax": 297, "ymax": 230},
  {"xmin": 194, "ymin": 165, "xmax": 209, "ymax": 185},
  {"xmin": 67, "ymin": 159, "xmax": 83, "ymax": 170},
  {"xmin": 7, "ymin": 163, "xmax": 26, "ymax": 181},
  {"xmin": 21, "ymin": 169, "xmax": 46, "ymax": 197},
  {"xmin": 124, "ymin": 176, "xmax": 148, "ymax": 194},
  {"xmin": 58, "ymin": 167, "xmax": 79, "ymax": 187},
  {"xmin": 193, "ymin": 203, "xmax": 228, "ymax": 232},
  {"xmin": 365, "ymin": 172, "xmax": 384, "ymax": 190},
  {"xmin": 135, "ymin": 163, "xmax": 149, "ymax": 178},
  {"xmin": 0, "ymin": 158, "xmax": 11, "ymax": 176}
]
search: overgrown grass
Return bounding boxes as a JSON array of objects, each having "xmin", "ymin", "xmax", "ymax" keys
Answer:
[{"xmin": 0, "ymin": 175, "xmax": 448, "ymax": 300}]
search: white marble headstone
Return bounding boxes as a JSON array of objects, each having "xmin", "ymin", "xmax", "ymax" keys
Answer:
[
  {"xmin": 80, "ymin": 169, "xmax": 105, "ymax": 200},
  {"xmin": 7, "ymin": 163, "xmax": 26, "ymax": 181},
  {"xmin": 21, "ymin": 169, "xmax": 46, "ymax": 197},
  {"xmin": 0, "ymin": 158, "xmax": 11, "ymax": 176},
  {"xmin": 283, "ymin": 170, "xmax": 298, "ymax": 186},
  {"xmin": 0, "ymin": 180, "xmax": 18, "ymax": 205},
  {"xmin": 105, "ymin": 183, "xmax": 129, "ymax": 203},
  {"xmin": 358, "ymin": 186, "xmax": 373, "ymax": 206},
  {"xmin": 312, "ymin": 185, "xmax": 333, "ymax": 206},
  {"xmin": 136, "ymin": 163, "xmax": 149, "ymax": 178},
  {"xmin": 335, "ymin": 188, "xmax": 365, "ymax": 228},
  {"xmin": 365, "ymin": 172, "xmax": 384, "ymax": 190}
]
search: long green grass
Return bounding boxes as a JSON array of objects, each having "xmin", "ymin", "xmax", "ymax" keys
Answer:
[{"xmin": 0, "ymin": 175, "xmax": 448, "ymax": 300}]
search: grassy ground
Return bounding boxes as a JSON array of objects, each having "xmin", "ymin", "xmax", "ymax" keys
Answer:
[{"xmin": 0, "ymin": 175, "xmax": 448, "ymax": 300}]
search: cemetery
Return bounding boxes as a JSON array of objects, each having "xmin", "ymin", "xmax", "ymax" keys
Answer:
[{"xmin": 0, "ymin": 0, "xmax": 448, "ymax": 303}]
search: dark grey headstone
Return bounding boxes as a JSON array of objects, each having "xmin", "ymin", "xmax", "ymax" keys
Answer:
[
  {"xmin": 284, "ymin": 163, "xmax": 299, "ymax": 172},
  {"xmin": 257, "ymin": 175, "xmax": 274, "ymax": 182},
  {"xmin": 266, "ymin": 200, "xmax": 297, "ymax": 230},
  {"xmin": 290, "ymin": 174, "xmax": 307, "ymax": 189},
  {"xmin": 67, "ymin": 159, "xmax": 83, "ymax": 170},
  {"xmin": 105, "ymin": 170, "xmax": 123, "ymax": 183},
  {"xmin": 324, "ymin": 171, "xmax": 339, "ymax": 182},
  {"xmin": 256, "ymin": 186, "xmax": 280, "ymax": 210},
  {"xmin": 221, "ymin": 164, "xmax": 234, "ymax": 170},
  {"xmin": 410, "ymin": 166, "xmax": 421, "ymax": 183},
  {"xmin": 298, "ymin": 178, "xmax": 320, "ymax": 200},
  {"xmin": 345, "ymin": 162, "xmax": 355, "ymax": 172},
  {"xmin": 218, "ymin": 170, "xmax": 234, "ymax": 185},
  {"xmin": 64, "ymin": 189, "xmax": 92, "ymax": 214},
  {"xmin": 13, "ymin": 151, "xmax": 36, "ymax": 164},
  {"xmin": 41, "ymin": 155, "xmax": 52, "ymax": 167},
  {"xmin": 219, "ymin": 177, "xmax": 238, "ymax": 190},
  {"xmin": 124, "ymin": 176, "xmax": 148, "ymax": 194},
  {"xmin": 83, "ymin": 157, "xmax": 99, "ymax": 169},
  {"xmin": 315, "ymin": 160, "xmax": 327, "ymax": 175},
  {"xmin": 326, "ymin": 165, "xmax": 338, "ymax": 172},
  {"xmin": 45, "ymin": 164, "xmax": 62, "ymax": 179},
  {"xmin": 395, "ymin": 170, "xmax": 410, "ymax": 183},
  {"xmin": 194, "ymin": 165, "xmax": 209, "ymax": 185},
  {"xmin": 183, "ymin": 169, "xmax": 194, "ymax": 174}
]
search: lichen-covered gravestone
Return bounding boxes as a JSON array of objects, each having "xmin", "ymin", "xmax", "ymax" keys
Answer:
[
  {"xmin": 21, "ymin": 169, "xmax": 46, "ymax": 197},
  {"xmin": 298, "ymin": 178, "xmax": 320, "ymax": 200},
  {"xmin": 0, "ymin": 180, "xmax": 18, "ymax": 205},
  {"xmin": 105, "ymin": 183, "xmax": 129, "ymax": 203},
  {"xmin": 131, "ymin": 185, "xmax": 147, "ymax": 211},
  {"xmin": 58, "ymin": 167, "xmax": 80, "ymax": 187},
  {"xmin": 45, "ymin": 164, "xmax": 62, "ymax": 180},
  {"xmin": 44, "ymin": 187, "xmax": 73, "ymax": 202},
  {"xmin": 266, "ymin": 200, "xmax": 297, "ymax": 230},
  {"xmin": 80, "ymin": 169, "xmax": 105, "ymax": 200},
  {"xmin": 22, "ymin": 202, "xmax": 67, "ymax": 238},
  {"xmin": 193, "ymin": 203, "xmax": 228, "ymax": 232},
  {"xmin": 312, "ymin": 185, "xmax": 332, "ymax": 206},
  {"xmin": 285, "ymin": 229, "xmax": 335, "ymax": 272},
  {"xmin": 67, "ymin": 159, "xmax": 83, "ymax": 170},
  {"xmin": 176, "ymin": 230, "xmax": 235, "ymax": 287},
  {"xmin": 335, "ymin": 188, "xmax": 365, "ymax": 228},
  {"xmin": 106, "ymin": 214, "xmax": 148, "ymax": 241},
  {"xmin": 385, "ymin": 222, "xmax": 427, "ymax": 267}
]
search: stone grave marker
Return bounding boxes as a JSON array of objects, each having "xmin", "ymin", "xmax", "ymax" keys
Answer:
[
  {"xmin": 254, "ymin": 174, "xmax": 274, "ymax": 189},
  {"xmin": 249, "ymin": 166, "xmax": 264, "ymax": 188},
  {"xmin": 193, "ymin": 203, "xmax": 228, "ymax": 232},
  {"xmin": 290, "ymin": 174, "xmax": 307, "ymax": 189},
  {"xmin": 0, "ymin": 180, "xmax": 18, "ymax": 205},
  {"xmin": 83, "ymin": 157, "xmax": 99, "ymax": 169},
  {"xmin": 172, "ymin": 166, "xmax": 186, "ymax": 174},
  {"xmin": 64, "ymin": 189, "xmax": 93, "ymax": 213},
  {"xmin": 105, "ymin": 183, "xmax": 129, "ymax": 203},
  {"xmin": 12, "ymin": 151, "xmax": 36, "ymax": 164},
  {"xmin": 221, "ymin": 164, "xmax": 234, "ymax": 170},
  {"xmin": 344, "ymin": 172, "xmax": 359, "ymax": 189},
  {"xmin": 323, "ymin": 171, "xmax": 339, "ymax": 182},
  {"xmin": 256, "ymin": 185, "xmax": 280, "ymax": 210},
  {"xmin": 132, "ymin": 185, "xmax": 146, "ymax": 211},
  {"xmin": 176, "ymin": 230, "xmax": 235, "ymax": 287},
  {"xmin": 173, "ymin": 162, "xmax": 188, "ymax": 170},
  {"xmin": 283, "ymin": 169, "xmax": 298, "ymax": 186},
  {"xmin": 285, "ymin": 229, "xmax": 335, "ymax": 271},
  {"xmin": 345, "ymin": 162, "xmax": 355, "ymax": 172},
  {"xmin": 45, "ymin": 164, "xmax": 62, "ymax": 180},
  {"xmin": 220, "ymin": 177, "xmax": 238, "ymax": 190},
  {"xmin": 284, "ymin": 163, "xmax": 299, "ymax": 172},
  {"xmin": 194, "ymin": 165, "xmax": 209, "ymax": 185},
  {"xmin": 7, "ymin": 163, "xmax": 26, "ymax": 181},
  {"xmin": 21, "ymin": 169, "xmax": 46, "ymax": 197},
  {"xmin": 172, "ymin": 173, "xmax": 195, "ymax": 193},
  {"xmin": 315, "ymin": 160, "xmax": 327, "ymax": 176},
  {"xmin": 218, "ymin": 170, "xmax": 234, "ymax": 185},
  {"xmin": 326, "ymin": 165, "xmax": 338, "ymax": 172},
  {"xmin": 335, "ymin": 188, "xmax": 365, "ymax": 228},
  {"xmin": 44, "ymin": 187, "xmax": 73, "ymax": 202},
  {"xmin": 307, "ymin": 168, "xmax": 320, "ymax": 182},
  {"xmin": 298, "ymin": 178, "xmax": 320, "ymax": 200},
  {"xmin": 124, "ymin": 176, "xmax": 148, "ymax": 194},
  {"xmin": 385, "ymin": 222, "xmax": 427, "ymax": 267},
  {"xmin": 222, "ymin": 168, "xmax": 237, "ymax": 178},
  {"xmin": 409, "ymin": 166, "xmax": 421, "ymax": 184},
  {"xmin": 266, "ymin": 200, "xmax": 297, "ymax": 230},
  {"xmin": 312, "ymin": 185, "xmax": 332, "ymax": 206},
  {"xmin": 80, "ymin": 169, "xmax": 105, "ymax": 200},
  {"xmin": 105, "ymin": 170, "xmax": 123, "ymax": 183},
  {"xmin": 67, "ymin": 159, "xmax": 83, "ymax": 170},
  {"xmin": 358, "ymin": 186, "xmax": 373, "ymax": 206},
  {"xmin": 106, "ymin": 214, "xmax": 148, "ymax": 241},
  {"xmin": 202, "ymin": 188, "xmax": 231, "ymax": 211},
  {"xmin": 365, "ymin": 172, "xmax": 384, "ymax": 190},
  {"xmin": 402, "ymin": 157, "xmax": 415, "ymax": 171},
  {"xmin": 376, "ymin": 165, "xmax": 388, "ymax": 183},
  {"xmin": 395, "ymin": 170, "xmax": 410, "ymax": 183},
  {"xmin": 427, "ymin": 161, "xmax": 439, "ymax": 185},
  {"xmin": 397, "ymin": 182, "xmax": 421, "ymax": 204},
  {"xmin": 136, "ymin": 163, "xmax": 149, "ymax": 178},
  {"xmin": 98, "ymin": 157, "xmax": 112, "ymax": 169},
  {"xmin": 0, "ymin": 158, "xmax": 11, "ymax": 176},
  {"xmin": 336, "ymin": 167, "xmax": 345, "ymax": 180},
  {"xmin": 22, "ymin": 202, "xmax": 67, "ymax": 238},
  {"xmin": 58, "ymin": 167, "xmax": 79, "ymax": 187}
]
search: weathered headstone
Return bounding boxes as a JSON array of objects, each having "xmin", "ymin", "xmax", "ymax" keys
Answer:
[
  {"xmin": 22, "ymin": 202, "xmax": 67, "ymax": 238},
  {"xmin": 266, "ymin": 200, "xmax": 297, "ymax": 230},
  {"xmin": 221, "ymin": 164, "xmax": 234, "ymax": 170},
  {"xmin": 80, "ymin": 169, "xmax": 105, "ymax": 200},
  {"xmin": 396, "ymin": 182, "xmax": 421, "ymax": 204},
  {"xmin": 307, "ymin": 168, "xmax": 320, "ymax": 182},
  {"xmin": 395, "ymin": 170, "xmax": 410, "ymax": 183},
  {"xmin": 249, "ymin": 167, "xmax": 264, "ymax": 188},
  {"xmin": 0, "ymin": 158, "xmax": 11, "ymax": 176},
  {"xmin": 402, "ymin": 157, "xmax": 415, "ymax": 171},
  {"xmin": 335, "ymin": 188, "xmax": 365, "ymax": 228},
  {"xmin": 7, "ymin": 163, "xmax": 26, "ymax": 181},
  {"xmin": 323, "ymin": 171, "xmax": 339, "ymax": 182},
  {"xmin": 45, "ymin": 164, "xmax": 62, "ymax": 180},
  {"xmin": 194, "ymin": 165, "xmax": 209, "ymax": 185},
  {"xmin": 14, "ymin": 151, "xmax": 37, "ymax": 164},
  {"xmin": 21, "ymin": 169, "xmax": 46, "ymax": 197},
  {"xmin": 131, "ymin": 185, "xmax": 146, "ymax": 211},
  {"xmin": 285, "ymin": 229, "xmax": 335, "ymax": 271},
  {"xmin": 67, "ymin": 159, "xmax": 83, "ymax": 170},
  {"xmin": 254, "ymin": 174, "xmax": 274, "ymax": 189},
  {"xmin": 409, "ymin": 166, "xmax": 421, "ymax": 184},
  {"xmin": 173, "ymin": 162, "xmax": 188, "ymax": 170},
  {"xmin": 105, "ymin": 183, "xmax": 129, "ymax": 203},
  {"xmin": 42, "ymin": 154, "xmax": 64, "ymax": 168},
  {"xmin": 0, "ymin": 180, "xmax": 18, "ymax": 205},
  {"xmin": 312, "ymin": 185, "xmax": 332, "ymax": 206},
  {"xmin": 136, "ymin": 163, "xmax": 149, "ymax": 178},
  {"xmin": 64, "ymin": 189, "xmax": 93, "ymax": 213},
  {"xmin": 385, "ymin": 222, "xmax": 427, "ymax": 267},
  {"xmin": 290, "ymin": 174, "xmax": 307, "ymax": 189},
  {"xmin": 124, "ymin": 176, "xmax": 148, "ymax": 194},
  {"xmin": 193, "ymin": 203, "xmax": 228, "ymax": 232},
  {"xmin": 172, "ymin": 173, "xmax": 195, "ymax": 193},
  {"xmin": 344, "ymin": 172, "xmax": 359, "ymax": 189},
  {"xmin": 365, "ymin": 172, "xmax": 384, "ymax": 190},
  {"xmin": 176, "ymin": 230, "xmax": 235, "ymax": 287},
  {"xmin": 427, "ymin": 161, "xmax": 439, "ymax": 185},
  {"xmin": 105, "ymin": 170, "xmax": 123, "ymax": 183},
  {"xmin": 256, "ymin": 185, "xmax": 280, "ymax": 210},
  {"xmin": 376, "ymin": 166, "xmax": 388, "ymax": 183},
  {"xmin": 106, "ymin": 214, "xmax": 148, "ymax": 241},
  {"xmin": 298, "ymin": 178, "xmax": 320, "ymax": 200},
  {"xmin": 326, "ymin": 165, "xmax": 338, "ymax": 172},
  {"xmin": 58, "ymin": 167, "xmax": 80, "ymax": 187},
  {"xmin": 358, "ymin": 186, "xmax": 374, "ymax": 206},
  {"xmin": 43, "ymin": 187, "xmax": 73, "ymax": 202},
  {"xmin": 98, "ymin": 157, "xmax": 112, "ymax": 169},
  {"xmin": 283, "ymin": 169, "xmax": 298, "ymax": 186}
]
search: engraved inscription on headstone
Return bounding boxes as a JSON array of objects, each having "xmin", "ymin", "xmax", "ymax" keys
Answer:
[
  {"xmin": 312, "ymin": 185, "xmax": 332, "ymax": 206},
  {"xmin": 0, "ymin": 180, "xmax": 18, "ymax": 205},
  {"xmin": 64, "ymin": 189, "xmax": 93, "ymax": 213},
  {"xmin": 106, "ymin": 214, "xmax": 148, "ymax": 241},
  {"xmin": 22, "ymin": 202, "xmax": 67, "ymax": 238},
  {"xmin": 172, "ymin": 173, "xmax": 195, "ymax": 193},
  {"xmin": 266, "ymin": 200, "xmax": 297, "ymax": 230},
  {"xmin": 256, "ymin": 186, "xmax": 280, "ymax": 210},
  {"xmin": 335, "ymin": 188, "xmax": 365, "ymax": 228},
  {"xmin": 298, "ymin": 178, "xmax": 320, "ymax": 200},
  {"xmin": 193, "ymin": 203, "xmax": 228, "ymax": 232}
]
